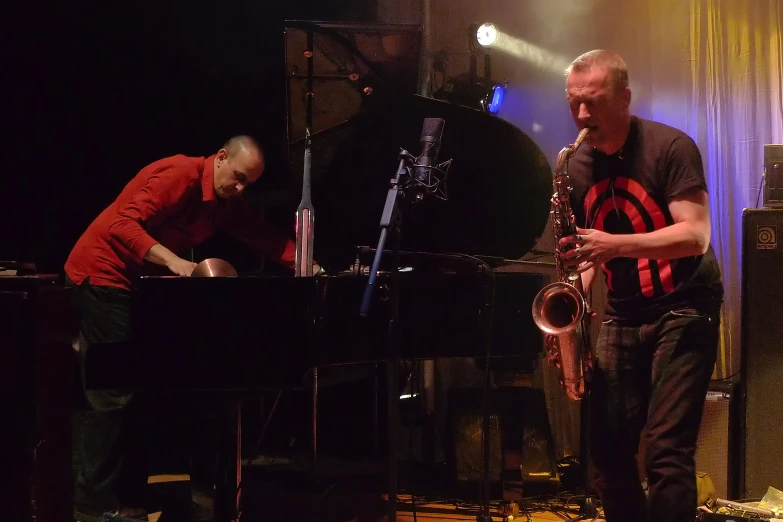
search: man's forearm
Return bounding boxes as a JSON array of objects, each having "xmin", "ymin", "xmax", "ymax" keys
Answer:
[
  {"xmin": 143, "ymin": 243, "xmax": 180, "ymax": 267},
  {"xmin": 143, "ymin": 243, "xmax": 196, "ymax": 277},
  {"xmin": 612, "ymin": 222, "xmax": 709, "ymax": 260}
]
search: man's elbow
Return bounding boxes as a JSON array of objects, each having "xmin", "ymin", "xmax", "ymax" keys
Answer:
[
  {"xmin": 107, "ymin": 221, "xmax": 122, "ymax": 241},
  {"xmin": 107, "ymin": 218, "xmax": 139, "ymax": 252},
  {"xmin": 108, "ymin": 220, "xmax": 135, "ymax": 248},
  {"xmin": 694, "ymin": 225, "xmax": 711, "ymax": 255},
  {"xmin": 696, "ymin": 236, "xmax": 710, "ymax": 255},
  {"xmin": 108, "ymin": 212, "xmax": 139, "ymax": 239}
]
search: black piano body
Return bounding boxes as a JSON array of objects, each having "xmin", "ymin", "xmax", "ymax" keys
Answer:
[{"xmin": 89, "ymin": 264, "xmax": 545, "ymax": 391}]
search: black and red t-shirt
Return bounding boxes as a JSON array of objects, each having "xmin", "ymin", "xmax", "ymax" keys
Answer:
[{"xmin": 567, "ymin": 116, "xmax": 723, "ymax": 322}]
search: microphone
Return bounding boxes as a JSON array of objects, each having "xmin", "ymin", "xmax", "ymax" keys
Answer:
[{"xmin": 411, "ymin": 117, "xmax": 446, "ymax": 200}]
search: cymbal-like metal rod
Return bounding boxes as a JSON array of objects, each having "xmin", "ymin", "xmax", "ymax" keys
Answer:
[
  {"xmin": 295, "ymin": 127, "xmax": 315, "ymax": 277},
  {"xmin": 295, "ymin": 28, "xmax": 315, "ymax": 278}
]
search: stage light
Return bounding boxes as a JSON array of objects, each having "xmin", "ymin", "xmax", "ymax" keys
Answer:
[
  {"xmin": 433, "ymin": 74, "xmax": 508, "ymax": 116},
  {"xmin": 486, "ymin": 83, "xmax": 505, "ymax": 114},
  {"xmin": 476, "ymin": 22, "xmax": 498, "ymax": 48}
]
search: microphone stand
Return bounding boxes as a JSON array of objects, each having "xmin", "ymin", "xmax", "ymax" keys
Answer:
[{"xmin": 360, "ymin": 149, "xmax": 414, "ymax": 522}]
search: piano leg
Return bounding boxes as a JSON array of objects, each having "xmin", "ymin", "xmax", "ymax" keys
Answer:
[
  {"xmin": 312, "ymin": 366, "xmax": 318, "ymax": 473},
  {"xmin": 236, "ymin": 401, "xmax": 242, "ymax": 518},
  {"xmin": 214, "ymin": 400, "xmax": 241, "ymax": 522},
  {"xmin": 387, "ymin": 345, "xmax": 400, "ymax": 522},
  {"xmin": 374, "ymin": 362, "xmax": 380, "ymax": 459}
]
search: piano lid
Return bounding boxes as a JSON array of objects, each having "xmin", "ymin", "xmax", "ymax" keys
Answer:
[{"xmin": 284, "ymin": 21, "xmax": 553, "ymax": 271}]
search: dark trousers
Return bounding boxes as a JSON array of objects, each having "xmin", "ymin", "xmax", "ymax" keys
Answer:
[
  {"xmin": 589, "ymin": 305, "xmax": 721, "ymax": 522},
  {"xmin": 66, "ymin": 276, "xmax": 148, "ymax": 513}
]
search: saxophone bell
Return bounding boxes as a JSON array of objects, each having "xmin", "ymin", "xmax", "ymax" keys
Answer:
[
  {"xmin": 532, "ymin": 281, "xmax": 589, "ymax": 401},
  {"xmin": 532, "ymin": 281, "xmax": 585, "ymax": 336}
]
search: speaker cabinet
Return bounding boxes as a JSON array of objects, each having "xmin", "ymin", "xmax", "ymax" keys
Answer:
[
  {"xmin": 741, "ymin": 208, "xmax": 783, "ymax": 499},
  {"xmin": 448, "ymin": 387, "xmax": 557, "ymax": 487},
  {"xmin": 694, "ymin": 382, "xmax": 740, "ymax": 500},
  {"xmin": 448, "ymin": 388, "xmax": 503, "ymax": 484}
]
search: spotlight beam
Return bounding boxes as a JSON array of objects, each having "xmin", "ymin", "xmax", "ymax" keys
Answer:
[{"xmin": 475, "ymin": 23, "xmax": 572, "ymax": 75}]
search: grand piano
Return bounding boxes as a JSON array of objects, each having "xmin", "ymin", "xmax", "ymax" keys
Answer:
[
  {"xmin": 85, "ymin": 20, "xmax": 554, "ymax": 391},
  {"xmin": 84, "ymin": 20, "xmax": 556, "ymax": 522}
]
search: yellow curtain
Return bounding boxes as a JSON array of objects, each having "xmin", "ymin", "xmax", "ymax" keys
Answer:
[{"xmin": 646, "ymin": 0, "xmax": 783, "ymax": 377}]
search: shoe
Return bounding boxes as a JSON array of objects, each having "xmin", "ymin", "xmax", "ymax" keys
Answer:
[
  {"xmin": 191, "ymin": 499, "xmax": 214, "ymax": 522},
  {"xmin": 74, "ymin": 504, "xmax": 122, "ymax": 522},
  {"xmin": 73, "ymin": 509, "xmax": 149, "ymax": 522},
  {"xmin": 73, "ymin": 510, "xmax": 106, "ymax": 522},
  {"xmin": 191, "ymin": 488, "xmax": 214, "ymax": 522},
  {"xmin": 115, "ymin": 506, "xmax": 149, "ymax": 520}
]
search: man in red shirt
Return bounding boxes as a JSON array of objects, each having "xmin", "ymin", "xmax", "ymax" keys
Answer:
[{"xmin": 66, "ymin": 135, "xmax": 318, "ymax": 521}]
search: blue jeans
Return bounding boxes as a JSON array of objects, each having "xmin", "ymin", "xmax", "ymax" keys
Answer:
[{"xmin": 589, "ymin": 305, "xmax": 721, "ymax": 522}]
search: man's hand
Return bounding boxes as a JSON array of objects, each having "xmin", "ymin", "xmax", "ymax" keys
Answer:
[
  {"xmin": 145, "ymin": 244, "xmax": 197, "ymax": 276},
  {"xmin": 559, "ymin": 228, "xmax": 618, "ymax": 273},
  {"xmin": 558, "ymin": 188, "xmax": 711, "ymax": 264},
  {"xmin": 166, "ymin": 258, "xmax": 197, "ymax": 277}
]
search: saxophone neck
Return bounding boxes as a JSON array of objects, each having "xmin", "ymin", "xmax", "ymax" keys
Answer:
[
  {"xmin": 573, "ymin": 127, "xmax": 590, "ymax": 150},
  {"xmin": 556, "ymin": 127, "xmax": 591, "ymax": 172},
  {"xmin": 555, "ymin": 146, "xmax": 574, "ymax": 172}
]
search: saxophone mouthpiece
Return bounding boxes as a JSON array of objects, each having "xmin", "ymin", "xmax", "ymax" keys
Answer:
[{"xmin": 573, "ymin": 127, "xmax": 590, "ymax": 150}]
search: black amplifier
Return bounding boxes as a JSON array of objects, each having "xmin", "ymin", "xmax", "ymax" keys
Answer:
[{"xmin": 763, "ymin": 144, "xmax": 783, "ymax": 208}]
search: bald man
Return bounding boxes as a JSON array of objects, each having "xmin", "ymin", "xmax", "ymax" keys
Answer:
[{"xmin": 65, "ymin": 135, "xmax": 317, "ymax": 521}]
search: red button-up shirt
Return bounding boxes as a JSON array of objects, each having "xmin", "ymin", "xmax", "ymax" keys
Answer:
[{"xmin": 65, "ymin": 154, "xmax": 296, "ymax": 290}]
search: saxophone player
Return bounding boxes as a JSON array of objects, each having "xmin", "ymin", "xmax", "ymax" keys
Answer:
[{"xmin": 557, "ymin": 50, "xmax": 724, "ymax": 522}]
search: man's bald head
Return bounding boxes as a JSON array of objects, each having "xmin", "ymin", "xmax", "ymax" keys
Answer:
[
  {"xmin": 222, "ymin": 135, "xmax": 264, "ymax": 161},
  {"xmin": 213, "ymin": 135, "xmax": 266, "ymax": 199}
]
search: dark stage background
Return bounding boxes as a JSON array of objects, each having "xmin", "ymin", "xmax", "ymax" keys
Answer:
[{"xmin": 2, "ymin": 0, "xmax": 378, "ymax": 274}]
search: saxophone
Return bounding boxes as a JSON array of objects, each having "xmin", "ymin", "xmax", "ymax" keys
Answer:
[{"xmin": 531, "ymin": 127, "xmax": 592, "ymax": 400}]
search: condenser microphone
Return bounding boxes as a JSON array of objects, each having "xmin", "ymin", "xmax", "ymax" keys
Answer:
[{"xmin": 412, "ymin": 118, "xmax": 445, "ymax": 199}]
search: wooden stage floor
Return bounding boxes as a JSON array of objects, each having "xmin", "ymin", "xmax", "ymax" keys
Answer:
[{"xmin": 143, "ymin": 474, "xmax": 601, "ymax": 522}]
